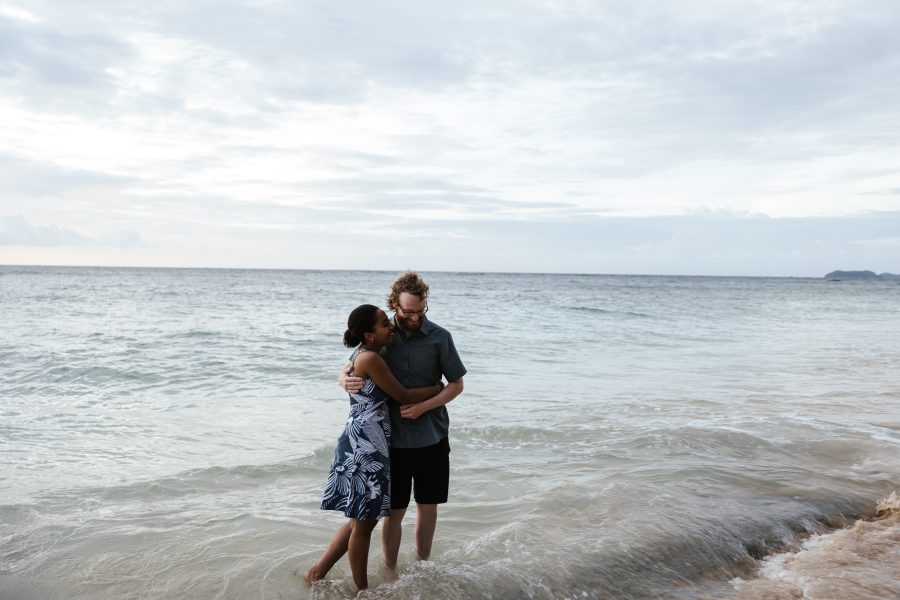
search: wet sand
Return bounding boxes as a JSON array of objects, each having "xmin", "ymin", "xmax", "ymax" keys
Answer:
[{"xmin": 725, "ymin": 492, "xmax": 900, "ymax": 599}]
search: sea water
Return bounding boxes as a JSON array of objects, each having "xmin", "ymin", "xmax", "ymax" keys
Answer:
[{"xmin": 1, "ymin": 266, "xmax": 898, "ymax": 599}]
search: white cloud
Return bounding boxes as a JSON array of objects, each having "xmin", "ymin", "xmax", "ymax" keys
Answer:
[
  {"xmin": 1, "ymin": 0, "xmax": 899, "ymax": 273},
  {"xmin": 0, "ymin": 215, "xmax": 141, "ymax": 248},
  {"xmin": 850, "ymin": 236, "xmax": 900, "ymax": 248},
  {"xmin": 0, "ymin": 4, "xmax": 39, "ymax": 23}
]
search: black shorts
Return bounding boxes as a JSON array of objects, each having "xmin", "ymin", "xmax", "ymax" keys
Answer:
[{"xmin": 390, "ymin": 437, "xmax": 450, "ymax": 510}]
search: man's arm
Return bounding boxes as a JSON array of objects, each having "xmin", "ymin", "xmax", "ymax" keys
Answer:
[
  {"xmin": 338, "ymin": 362, "xmax": 364, "ymax": 394},
  {"xmin": 399, "ymin": 377, "xmax": 463, "ymax": 420}
]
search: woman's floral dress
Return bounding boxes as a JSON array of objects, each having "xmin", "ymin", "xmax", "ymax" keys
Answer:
[{"xmin": 320, "ymin": 347, "xmax": 391, "ymax": 519}]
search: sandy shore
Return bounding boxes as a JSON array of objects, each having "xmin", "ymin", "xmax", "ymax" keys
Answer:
[{"xmin": 724, "ymin": 492, "xmax": 900, "ymax": 599}]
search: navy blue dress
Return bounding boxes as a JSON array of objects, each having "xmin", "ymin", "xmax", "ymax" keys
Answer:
[{"xmin": 320, "ymin": 347, "xmax": 392, "ymax": 519}]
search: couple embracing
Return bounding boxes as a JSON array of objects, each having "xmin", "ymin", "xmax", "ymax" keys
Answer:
[{"xmin": 304, "ymin": 271, "xmax": 467, "ymax": 590}]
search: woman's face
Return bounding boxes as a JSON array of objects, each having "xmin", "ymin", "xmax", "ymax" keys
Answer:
[{"xmin": 370, "ymin": 309, "xmax": 395, "ymax": 346}]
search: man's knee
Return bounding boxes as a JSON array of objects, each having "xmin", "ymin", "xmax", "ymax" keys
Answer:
[
  {"xmin": 386, "ymin": 507, "xmax": 407, "ymax": 523},
  {"xmin": 416, "ymin": 503, "xmax": 438, "ymax": 520}
]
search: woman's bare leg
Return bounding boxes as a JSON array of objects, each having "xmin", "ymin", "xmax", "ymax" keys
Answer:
[
  {"xmin": 304, "ymin": 521, "xmax": 352, "ymax": 583},
  {"xmin": 347, "ymin": 518, "xmax": 378, "ymax": 590}
]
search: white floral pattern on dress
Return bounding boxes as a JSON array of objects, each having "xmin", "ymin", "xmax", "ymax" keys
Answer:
[{"xmin": 320, "ymin": 347, "xmax": 391, "ymax": 519}]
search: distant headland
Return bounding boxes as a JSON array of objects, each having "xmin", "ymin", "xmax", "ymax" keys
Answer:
[{"xmin": 825, "ymin": 270, "xmax": 900, "ymax": 281}]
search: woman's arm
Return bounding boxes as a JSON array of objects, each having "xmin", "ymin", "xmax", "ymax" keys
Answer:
[
  {"xmin": 354, "ymin": 352, "xmax": 441, "ymax": 404},
  {"xmin": 400, "ymin": 377, "xmax": 463, "ymax": 420}
]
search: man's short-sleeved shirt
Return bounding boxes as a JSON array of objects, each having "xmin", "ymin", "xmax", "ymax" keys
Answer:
[{"xmin": 384, "ymin": 315, "xmax": 466, "ymax": 448}]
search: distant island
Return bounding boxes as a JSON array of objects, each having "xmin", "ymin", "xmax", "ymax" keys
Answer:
[{"xmin": 825, "ymin": 270, "xmax": 900, "ymax": 281}]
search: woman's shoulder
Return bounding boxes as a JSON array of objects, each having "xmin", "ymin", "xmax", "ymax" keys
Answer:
[
  {"xmin": 356, "ymin": 350, "xmax": 384, "ymax": 363},
  {"xmin": 353, "ymin": 349, "xmax": 383, "ymax": 368}
]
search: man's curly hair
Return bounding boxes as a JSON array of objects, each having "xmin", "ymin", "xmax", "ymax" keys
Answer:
[{"xmin": 387, "ymin": 270, "xmax": 430, "ymax": 311}]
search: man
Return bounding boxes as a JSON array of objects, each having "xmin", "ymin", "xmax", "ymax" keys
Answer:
[{"xmin": 340, "ymin": 270, "xmax": 466, "ymax": 572}]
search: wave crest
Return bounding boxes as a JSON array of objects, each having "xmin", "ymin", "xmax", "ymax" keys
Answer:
[{"xmin": 876, "ymin": 491, "xmax": 900, "ymax": 519}]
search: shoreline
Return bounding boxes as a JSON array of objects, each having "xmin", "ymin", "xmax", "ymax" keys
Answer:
[{"xmin": 723, "ymin": 492, "xmax": 900, "ymax": 599}]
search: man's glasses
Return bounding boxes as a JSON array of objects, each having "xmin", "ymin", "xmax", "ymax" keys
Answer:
[{"xmin": 397, "ymin": 305, "xmax": 428, "ymax": 317}]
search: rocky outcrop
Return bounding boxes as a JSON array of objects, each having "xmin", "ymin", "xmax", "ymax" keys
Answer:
[{"xmin": 825, "ymin": 270, "xmax": 899, "ymax": 280}]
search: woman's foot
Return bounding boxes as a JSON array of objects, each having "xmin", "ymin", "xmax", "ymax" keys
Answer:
[{"xmin": 303, "ymin": 563, "xmax": 324, "ymax": 584}]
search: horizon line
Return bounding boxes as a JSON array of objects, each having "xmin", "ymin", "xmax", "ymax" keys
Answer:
[{"xmin": 0, "ymin": 262, "xmax": 847, "ymax": 279}]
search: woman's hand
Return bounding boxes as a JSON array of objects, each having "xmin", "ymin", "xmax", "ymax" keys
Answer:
[{"xmin": 399, "ymin": 402, "xmax": 428, "ymax": 420}]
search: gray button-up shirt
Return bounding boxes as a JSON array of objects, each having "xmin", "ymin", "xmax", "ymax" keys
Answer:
[{"xmin": 384, "ymin": 315, "xmax": 466, "ymax": 448}]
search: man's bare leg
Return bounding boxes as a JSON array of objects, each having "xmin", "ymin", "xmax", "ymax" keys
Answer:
[
  {"xmin": 381, "ymin": 507, "xmax": 407, "ymax": 570},
  {"xmin": 415, "ymin": 503, "xmax": 438, "ymax": 560}
]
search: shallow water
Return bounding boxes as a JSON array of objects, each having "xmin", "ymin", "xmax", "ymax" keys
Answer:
[{"xmin": 1, "ymin": 266, "xmax": 898, "ymax": 598}]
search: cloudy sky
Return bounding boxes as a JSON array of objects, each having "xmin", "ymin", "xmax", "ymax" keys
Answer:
[{"xmin": 1, "ymin": 0, "xmax": 898, "ymax": 275}]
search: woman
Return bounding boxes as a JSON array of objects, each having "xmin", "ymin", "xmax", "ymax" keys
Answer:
[{"xmin": 304, "ymin": 304, "xmax": 443, "ymax": 590}]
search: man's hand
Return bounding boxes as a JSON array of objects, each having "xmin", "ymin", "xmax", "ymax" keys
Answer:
[
  {"xmin": 399, "ymin": 377, "xmax": 463, "ymax": 419},
  {"xmin": 339, "ymin": 362, "xmax": 364, "ymax": 394},
  {"xmin": 399, "ymin": 402, "xmax": 428, "ymax": 420}
]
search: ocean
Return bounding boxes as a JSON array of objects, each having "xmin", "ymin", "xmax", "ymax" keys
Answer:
[{"xmin": 1, "ymin": 266, "xmax": 898, "ymax": 599}]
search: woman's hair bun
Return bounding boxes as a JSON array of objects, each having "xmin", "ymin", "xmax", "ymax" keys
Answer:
[{"xmin": 344, "ymin": 304, "xmax": 380, "ymax": 348}]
